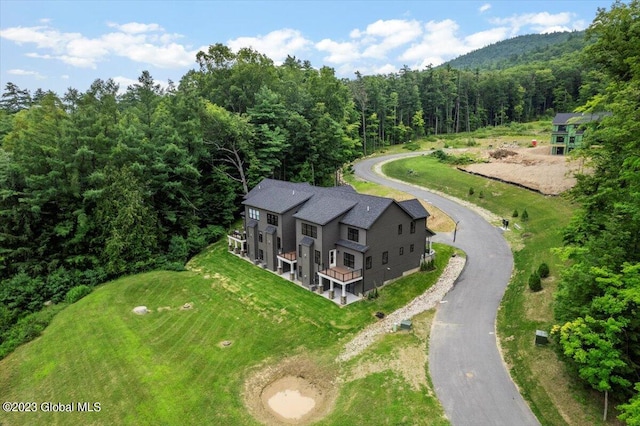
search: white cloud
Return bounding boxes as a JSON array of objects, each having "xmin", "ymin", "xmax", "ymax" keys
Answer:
[
  {"xmin": 0, "ymin": 22, "xmax": 200, "ymax": 70},
  {"xmin": 8, "ymin": 69, "xmax": 45, "ymax": 79},
  {"xmin": 479, "ymin": 3, "xmax": 491, "ymax": 13},
  {"xmin": 228, "ymin": 29, "xmax": 312, "ymax": 64},
  {"xmin": 360, "ymin": 19, "xmax": 422, "ymax": 59},
  {"xmin": 107, "ymin": 22, "xmax": 163, "ymax": 34},
  {"xmin": 490, "ymin": 12, "xmax": 586, "ymax": 35},
  {"xmin": 316, "ymin": 38, "xmax": 361, "ymax": 64}
]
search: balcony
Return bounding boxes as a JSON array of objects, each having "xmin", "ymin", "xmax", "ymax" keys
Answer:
[
  {"xmin": 277, "ymin": 251, "xmax": 297, "ymax": 262},
  {"xmin": 227, "ymin": 230, "xmax": 246, "ymax": 254},
  {"xmin": 318, "ymin": 266, "xmax": 362, "ymax": 284}
]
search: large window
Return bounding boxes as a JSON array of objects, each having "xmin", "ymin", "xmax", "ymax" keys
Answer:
[
  {"xmin": 410, "ymin": 221, "xmax": 416, "ymax": 234},
  {"xmin": 344, "ymin": 252, "xmax": 355, "ymax": 269},
  {"xmin": 366, "ymin": 256, "xmax": 372, "ymax": 270},
  {"xmin": 347, "ymin": 227, "xmax": 359, "ymax": 242},
  {"xmin": 302, "ymin": 223, "xmax": 317, "ymax": 238},
  {"xmin": 382, "ymin": 251, "xmax": 388, "ymax": 265},
  {"xmin": 267, "ymin": 213, "xmax": 278, "ymax": 226},
  {"xmin": 249, "ymin": 208, "xmax": 260, "ymax": 220}
]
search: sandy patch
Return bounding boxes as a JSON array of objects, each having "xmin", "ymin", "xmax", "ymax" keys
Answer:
[
  {"xmin": 460, "ymin": 146, "xmax": 586, "ymax": 195},
  {"xmin": 244, "ymin": 357, "xmax": 337, "ymax": 425}
]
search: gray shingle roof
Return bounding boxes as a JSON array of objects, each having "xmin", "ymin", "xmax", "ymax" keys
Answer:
[
  {"xmin": 293, "ymin": 194, "xmax": 357, "ymax": 225},
  {"xmin": 335, "ymin": 239, "xmax": 369, "ymax": 253},
  {"xmin": 244, "ymin": 178, "xmax": 424, "ymax": 230},
  {"xmin": 553, "ymin": 112, "xmax": 610, "ymax": 125},
  {"xmin": 242, "ymin": 185, "xmax": 313, "ymax": 214},
  {"xmin": 300, "ymin": 236, "xmax": 315, "ymax": 246},
  {"xmin": 398, "ymin": 199, "xmax": 429, "ymax": 219}
]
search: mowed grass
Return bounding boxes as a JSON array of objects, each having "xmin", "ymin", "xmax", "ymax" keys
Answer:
[
  {"xmin": 383, "ymin": 155, "xmax": 617, "ymax": 425},
  {"xmin": 0, "ymin": 241, "xmax": 453, "ymax": 425}
]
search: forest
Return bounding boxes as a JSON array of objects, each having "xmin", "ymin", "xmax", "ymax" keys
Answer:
[{"xmin": 0, "ymin": 0, "xmax": 638, "ymax": 422}]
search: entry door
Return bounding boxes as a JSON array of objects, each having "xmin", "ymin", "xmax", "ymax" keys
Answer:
[{"xmin": 329, "ymin": 249, "xmax": 336, "ymax": 267}]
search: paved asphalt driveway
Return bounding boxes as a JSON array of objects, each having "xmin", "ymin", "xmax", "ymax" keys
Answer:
[{"xmin": 354, "ymin": 153, "xmax": 540, "ymax": 426}]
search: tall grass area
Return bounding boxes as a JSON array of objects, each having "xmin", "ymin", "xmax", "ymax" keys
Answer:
[
  {"xmin": 0, "ymin": 241, "xmax": 453, "ymax": 425},
  {"xmin": 383, "ymin": 156, "xmax": 615, "ymax": 425}
]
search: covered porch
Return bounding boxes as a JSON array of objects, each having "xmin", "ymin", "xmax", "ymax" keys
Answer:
[
  {"xmin": 317, "ymin": 266, "xmax": 363, "ymax": 305},
  {"xmin": 277, "ymin": 251, "xmax": 297, "ymax": 280},
  {"xmin": 227, "ymin": 230, "xmax": 247, "ymax": 255}
]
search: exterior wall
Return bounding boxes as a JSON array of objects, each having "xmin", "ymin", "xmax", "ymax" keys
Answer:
[
  {"xmin": 551, "ymin": 124, "xmax": 584, "ymax": 155},
  {"xmin": 364, "ymin": 204, "xmax": 427, "ymax": 293},
  {"xmin": 265, "ymin": 229, "xmax": 277, "ymax": 270},
  {"xmin": 280, "ymin": 210, "xmax": 297, "ymax": 253},
  {"xmin": 298, "ymin": 240, "xmax": 315, "ymax": 287}
]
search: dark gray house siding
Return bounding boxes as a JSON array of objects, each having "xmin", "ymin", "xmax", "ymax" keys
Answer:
[{"xmin": 239, "ymin": 178, "xmax": 431, "ymax": 299}]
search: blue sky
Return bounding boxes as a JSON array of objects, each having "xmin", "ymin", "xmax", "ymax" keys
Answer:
[{"xmin": 0, "ymin": 1, "xmax": 612, "ymax": 95}]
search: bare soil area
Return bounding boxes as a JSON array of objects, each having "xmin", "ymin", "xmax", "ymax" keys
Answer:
[
  {"xmin": 243, "ymin": 356, "xmax": 338, "ymax": 425},
  {"xmin": 459, "ymin": 145, "xmax": 585, "ymax": 195}
]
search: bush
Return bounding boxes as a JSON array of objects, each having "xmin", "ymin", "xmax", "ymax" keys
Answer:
[
  {"xmin": 65, "ymin": 285, "xmax": 92, "ymax": 304},
  {"xmin": 521, "ymin": 208, "xmax": 529, "ymax": 221},
  {"xmin": 479, "ymin": 191, "xmax": 484, "ymax": 199},
  {"xmin": 528, "ymin": 272, "xmax": 542, "ymax": 292},
  {"xmin": 468, "ymin": 187, "xmax": 475, "ymax": 196},
  {"xmin": 512, "ymin": 209, "xmax": 519, "ymax": 218},
  {"xmin": 537, "ymin": 263, "xmax": 550, "ymax": 279}
]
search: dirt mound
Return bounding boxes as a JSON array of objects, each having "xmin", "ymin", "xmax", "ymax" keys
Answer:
[
  {"xmin": 244, "ymin": 356, "xmax": 337, "ymax": 425},
  {"xmin": 489, "ymin": 149, "xmax": 518, "ymax": 159}
]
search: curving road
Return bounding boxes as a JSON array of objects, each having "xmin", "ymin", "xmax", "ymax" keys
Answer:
[{"xmin": 354, "ymin": 153, "xmax": 539, "ymax": 426}]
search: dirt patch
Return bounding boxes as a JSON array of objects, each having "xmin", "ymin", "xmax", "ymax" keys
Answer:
[
  {"xmin": 244, "ymin": 356, "xmax": 338, "ymax": 425},
  {"xmin": 460, "ymin": 146, "xmax": 586, "ymax": 195}
]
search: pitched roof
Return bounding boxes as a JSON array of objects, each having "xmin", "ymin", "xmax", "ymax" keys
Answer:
[
  {"xmin": 245, "ymin": 178, "xmax": 425, "ymax": 230},
  {"xmin": 398, "ymin": 199, "xmax": 429, "ymax": 219},
  {"xmin": 553, "ymin": 112, "xmax": 610, "ymax": 125},
  {"xmin": 335, "ymin": 239, "xmax": 369, "ymax": 253},
  {"xmin": 242, "ymin": 183, "xmax": 313, "ymax": 214},
  {"xmin": 294, "ymin": 194, "xmax": 357, "ymax": 225}
]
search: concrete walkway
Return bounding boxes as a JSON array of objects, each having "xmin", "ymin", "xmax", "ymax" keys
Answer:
[{"xmin": 354, "ymin": 153, "xmax": 539, "ymax": 426}]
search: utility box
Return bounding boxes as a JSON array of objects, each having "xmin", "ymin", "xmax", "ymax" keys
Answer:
[
  {"xmin": 535, "ymin": 330, "xmax": 549, "ymax": 346},
  {"xmin": 400, "ymin": 320, "xmax": 412, "ymax": 330}
]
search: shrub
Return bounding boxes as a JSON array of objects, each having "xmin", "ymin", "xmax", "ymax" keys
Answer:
[
  {"xmin": 479, "ymin": 191, "xmax": 484, "ymax": 199},
  {"xmin": 65, "ymin": 285, "xmax": 92, "ymax": 304},
  {"xmin": 521, "ymin": 208, "xmax": 529, "ymax": 221},
  {"xmin": 528, "ymin": 272, "xmax": 542, "ymax": 292},
  {"xmin": 537, "ymin": 263, "xmax": 550, "ymax": 279},
  {"xmin": 468, "ymin": 187, "xmax": 475, "ymax": 196},
  {"xmin": 512, "ymin": 209, "xmax": 519, "ymax": 218}
]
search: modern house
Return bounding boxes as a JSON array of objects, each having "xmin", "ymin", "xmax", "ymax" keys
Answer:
[
  {"xmin": 227, "ymin": 178, "xmax": 435, "ymax": 304},
  {"xmin": 550, "ymin": 112, "xmax": 609, "ymax": 155}
]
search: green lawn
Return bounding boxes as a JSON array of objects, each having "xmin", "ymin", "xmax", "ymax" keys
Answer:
[
  {"xmin": 383, "ymin": 155, "xmax": 615, "ymax": 426},
  {"xmin": 0, "ymin": 241, "xmax": 453, "ymax": 425}
]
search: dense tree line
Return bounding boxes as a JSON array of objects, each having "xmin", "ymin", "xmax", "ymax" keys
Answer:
[
  {"xmin": 552, "ymin": 1, "xmax": 640, "ymax": 423},
  {"xmin": 0, "ymin": 53, "xmax": 361, "ymax": 353}
]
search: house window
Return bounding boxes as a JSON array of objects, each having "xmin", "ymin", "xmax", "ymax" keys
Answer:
[
  {"xmin": 569, "ymin": 136, "xmax": 576, "ymax": 144},
  {"xmin": 277, "ymin": 237, "xmax": 281, "ymax": 250},
  {"xmin": 301, "ymin": 223, "xmax": 317, "ymax": 238},
  {"xmin": 258, "ymin": 232, "xmax": 263, "ymax": 243},
  {"xmin": 366, "ymin": 256, "xmax": 372, "ymax": 270},
  {"xmin": 315, "ymin": 250, "xmax": 321, "ymax": 264},
  {"xmin": 398, "ymin": 224, "xmax": 402, "ymax": 235},
  {"xmin": 558, "ymin": 125, "xmax": 567, "ymax": 132},
  {"xmin": 298, "ymin": 245, "xmax": 302, "ymax": 257},
  {"xmin": 344, "ymin": 252, "xmax": 355, "ymax": 269},
  {"xmin": 347, "ymin": 227, "xmax": 359, "ymax": 242},
  {"xmin": 556, "ymin": 136, "xmax": 565, "ymax": 143},
  {"xmin": 267, "ymin": 213, "xmax": 278, "ymax": 226},
  {"xmin": 382, "ymin": 251, "xmax": 388, "ymax": 265},
  {"xmin": 410, "ymin": 221, "xmax": 416, "ymax": 234},
  {"xmin": 410, "ymin": 244, "xmax": 415, "ymax": 253},
  {"xmin": 258, "ymin": 249, "xmax": 264, "ymax": 260},
  {"xmin": 399, "ymin": 247, "xmax": 404, "ymax": 256},
  {"xmin": 249, "ymin": 208, "xmax": 260, "ymax": 220}
]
